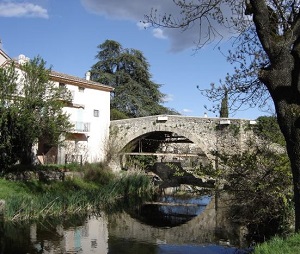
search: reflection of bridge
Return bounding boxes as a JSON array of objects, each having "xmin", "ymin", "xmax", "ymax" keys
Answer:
[
  {"xmin": 108, "ymin": 195, "xmax": 244, "ymax": 247},
  {"xmin": 109, "ymin": 115, "xmax": 256, "ymax": 170}
]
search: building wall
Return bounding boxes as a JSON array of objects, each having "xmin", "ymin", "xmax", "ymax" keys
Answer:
[
  {"xmin": 0, "ymin": 49, "xmax": 11, "ymax": 66},
  {"xmin": 0, "ymin": 53, "xmax": 7, "ymax": 65},
  {"xmin": 59, "ymin": 82, "xmax": 111, "ymax": 164}
]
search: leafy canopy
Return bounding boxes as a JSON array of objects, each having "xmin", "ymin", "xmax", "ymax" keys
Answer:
[
  {"xmin": 90, "ymin": 40, "xmax": 178, "ymax": 118},
  {"xmin": 0, "ymin": 57, "xmax": 72, "ymax": 169}
]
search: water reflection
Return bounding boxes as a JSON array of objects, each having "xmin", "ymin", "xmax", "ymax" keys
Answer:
[
  {"xmin": 0, "ymin": 214, "xmax": 108, "ymax": 254},
  {"xmin": 131, "ymin": 195, "xmax": 211, "ymax": 227},
  {"xmin": 0, "ymin": 195, "xmax": 249, "ymax": 254}
]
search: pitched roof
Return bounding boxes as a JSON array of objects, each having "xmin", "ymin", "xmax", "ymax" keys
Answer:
[
  {"xmin": 50, "ymin": 70, "xmax": 114, "ymax": 92},
  {"xmin": 0, "ymin": 48, "xmax": 113, "ymax": 92},
  {"xmin": 0, "ymin": 48, "xmax": 11, "ymax": 67}
]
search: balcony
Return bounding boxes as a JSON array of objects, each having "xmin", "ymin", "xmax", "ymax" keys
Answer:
[{"xmin": 71, "ymin": 121, "xmax": 90, "ymax": 132}]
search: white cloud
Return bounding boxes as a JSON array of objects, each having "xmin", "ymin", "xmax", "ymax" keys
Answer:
[
  {"xmin": 137, "ymin": 22, "xmax": 166, "ymax": 39},
  {"xmin": 81, "ymin": 0, "xmax": 234, "ymax": 52},
  {"xmin": 0, "ymin": 2, "xmax": 48, "ymax": 18},
  {"xmin": 152, "ymin": 28, "xmax": 166, "ymax": 39}
]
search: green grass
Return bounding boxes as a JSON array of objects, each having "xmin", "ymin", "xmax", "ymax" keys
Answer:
[
  {"xmin": 0, "ymin": 178, "xmax": 34, "ymax": 199},
  {"xmin": 0, "ymin": 167, "xmax": 156, "ymax": 221},
  {"xmin": 254, "ymin": 233, "xmax": 300, "ymax": 254}
]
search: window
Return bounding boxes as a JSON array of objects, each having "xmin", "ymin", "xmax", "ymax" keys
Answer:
[
  {"xmin": 93, "ymin": 109, "xmax": 99, "ymax": 117},
  {"xmin": 59, "ymin": 82, "xmax": 66, "ymax": 88},
  {"xmin": 78, "ymin": 87, "xmax": 85, "ymax": 93}
]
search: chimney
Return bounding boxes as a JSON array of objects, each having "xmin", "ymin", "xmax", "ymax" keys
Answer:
[{"xmin": 85, "ymin": 71, "xmax": 91, "ymax": 81}]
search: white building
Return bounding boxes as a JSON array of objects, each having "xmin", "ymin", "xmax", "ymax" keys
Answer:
[{"xmin": 0, "ymin": 49, "xmax": 114, "ymax": 165}]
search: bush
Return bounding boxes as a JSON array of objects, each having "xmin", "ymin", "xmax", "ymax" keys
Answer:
[
  {"xmin": 110, "ymin": 108, "xmax": 129, "ymax": 120},
  {"xmin": 63, "ymin": 162, "xmax": 83, "ymax": 172},
  {"xmin": 83, "ymin": 162, "xmax": 115, "ymax": 185},
  {"xmin": 218, "ymin": 146, "xmax": 293, "ymax": 241}
]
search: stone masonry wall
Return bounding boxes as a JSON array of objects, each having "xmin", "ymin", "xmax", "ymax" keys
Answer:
[{"xmin": 110, "ymin": 115, "xmax": 256, "ymax": 165}]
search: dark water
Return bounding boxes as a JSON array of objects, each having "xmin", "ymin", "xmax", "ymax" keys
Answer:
[{"xmin": 0, "ymin": 195, "xmax": 251, "ymax": 254}]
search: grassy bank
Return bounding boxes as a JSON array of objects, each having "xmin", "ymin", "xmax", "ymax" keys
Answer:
[
  {"xmin": 0, "ymin": 165, "xmax": 156, "ymax": 221},
  {"xmin": 254, "ymin": 233, "xmax": 300, "ymax": 254}
]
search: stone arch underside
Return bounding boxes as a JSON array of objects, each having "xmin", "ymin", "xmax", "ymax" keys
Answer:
[
  {"xmin": 117, "ymin": 125, "xmax": 215, "ymax": 160},
  {"xmin": 110, "ymin": 116, "xmax": 253, "ymax": 171}
]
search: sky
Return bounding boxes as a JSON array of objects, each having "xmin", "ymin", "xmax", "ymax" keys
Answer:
[{"xmin": 0, "ymin": 0, "xmax": 268, "ymax": 120}]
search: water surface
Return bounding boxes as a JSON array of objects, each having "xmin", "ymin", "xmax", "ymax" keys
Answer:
[{"xmin": 0, "ymin": 195, "xmax": 250, "ymax": 254}]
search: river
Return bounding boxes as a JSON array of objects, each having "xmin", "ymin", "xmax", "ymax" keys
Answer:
[{"xmin": 0, "ymin": 194, "xmax": 251, "ymax": 254}]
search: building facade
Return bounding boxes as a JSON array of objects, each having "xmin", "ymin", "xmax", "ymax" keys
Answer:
[
  {"xmin": 0, "ymin": 49, "xmax": 113, "ymax": 164},
  {"xmin": 50, "ymin": 70, "xmax": 113, "ymax": 164}
]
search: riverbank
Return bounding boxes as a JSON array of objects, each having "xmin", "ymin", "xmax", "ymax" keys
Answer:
[{"xmin": 0, "ymin": 164, "xmax": 156, "ymax": 221}]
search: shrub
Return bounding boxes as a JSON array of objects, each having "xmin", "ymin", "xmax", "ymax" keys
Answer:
[{"xmin": 83, "ymin": 162, "xmax": 115, "ymax": 185}]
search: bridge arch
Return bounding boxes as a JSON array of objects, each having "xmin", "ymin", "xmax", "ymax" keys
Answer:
[
  {"xmin": 119, "ymin": 125, "xmax": 209, "ymax": 157},
  {"xmin": 109, "ymin": 115, "xmax": 255, "ymax": 171}
]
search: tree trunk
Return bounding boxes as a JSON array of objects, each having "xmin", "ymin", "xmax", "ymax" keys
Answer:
[
  {"xmin": 276, "ymin": 107, "xmax": 300, "ymax": 231},
  {"xmin": 259, "ymin": 53, "xmax": 300, "ymax": 231}
]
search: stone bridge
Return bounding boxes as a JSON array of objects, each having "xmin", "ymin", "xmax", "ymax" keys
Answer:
[{"xmin": 109, "ymin": 115, "xmax": 257, "ymax": 171}]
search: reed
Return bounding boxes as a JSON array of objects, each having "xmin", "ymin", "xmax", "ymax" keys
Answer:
[{"xmin": 0, "ymin": 167, "xmax": 155, "ymax": 221}]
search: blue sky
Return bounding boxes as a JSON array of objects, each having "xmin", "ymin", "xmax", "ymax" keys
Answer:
[{"xmin": 0, "ymin": 0, "xmax": 267, "ymax": 119}]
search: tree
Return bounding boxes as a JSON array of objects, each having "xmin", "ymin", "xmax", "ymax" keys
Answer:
[
  {"xmin": 0, "ymin": 57, "xmax": 72, "ymax": 169},
  {"xmin": 219, "ymin": 87, "xmax": 229, "ymax": 118},
  {"xmin": 110, "ymin": 108, "xmax": 129, "ymax": 120},
  {"xmin": 145, "ymin": 1, "xmax": 300, "ymax": 231},
  {"xmin": 90, "ymin": 40, "xmax": 178, "ymax": 118},
  {"xmin": 0, "ymin": 63, "xmax": 19, "ymax": 169}
]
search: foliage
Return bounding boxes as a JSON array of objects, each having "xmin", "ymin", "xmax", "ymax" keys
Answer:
[
  {"xmin": 218, "ymin": 146, "xmax": 293, "ymax": 240},
  {"xmin": 115, "ymin": 170, "xmax": 156, "ymax": 199},
  {"xmin": 0, "ymin": 166, "xmax": 155, "ymax": 221},
  {"xmin": 219, "ymin": 88, "xmax": 229, "ymax": 118},
  {"xmin": 63, "ymin": 162, "xmax": 83, "ymax": 172},
  {"xmin": 0, "ymin": 63, "xmax": 19, "ymax": 169},
  {"xmin": 194, "ymin": 160, "xmax": 219, "ymax": 178},
  {"xmin": 255, "ymin": 115, "xmax": 286, "ymax": 146},
  {"xmin": 103, "ymin": 129, "xmax": 122, "ymax": 164},
  {"xmin": 125, "ymin": 155, "xmax": 157, "ymax": 170},
  {"xmin": 0, "ymin": 57, "xmax": 72, "ymax": 170},
  {"xmin": 111, "ymin": 108, "xmax": 129, "ymax": 120},
  {"xmin": 90, "ymin": 40, "xmax": 178, "ymax": 117},
  {"xmin": 83, "ymin": 162, "xmax": 115, "ymax": 184},
  {"xmin": 254, "ymin": 233, "xmax": 300, "ymax": 254}
]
